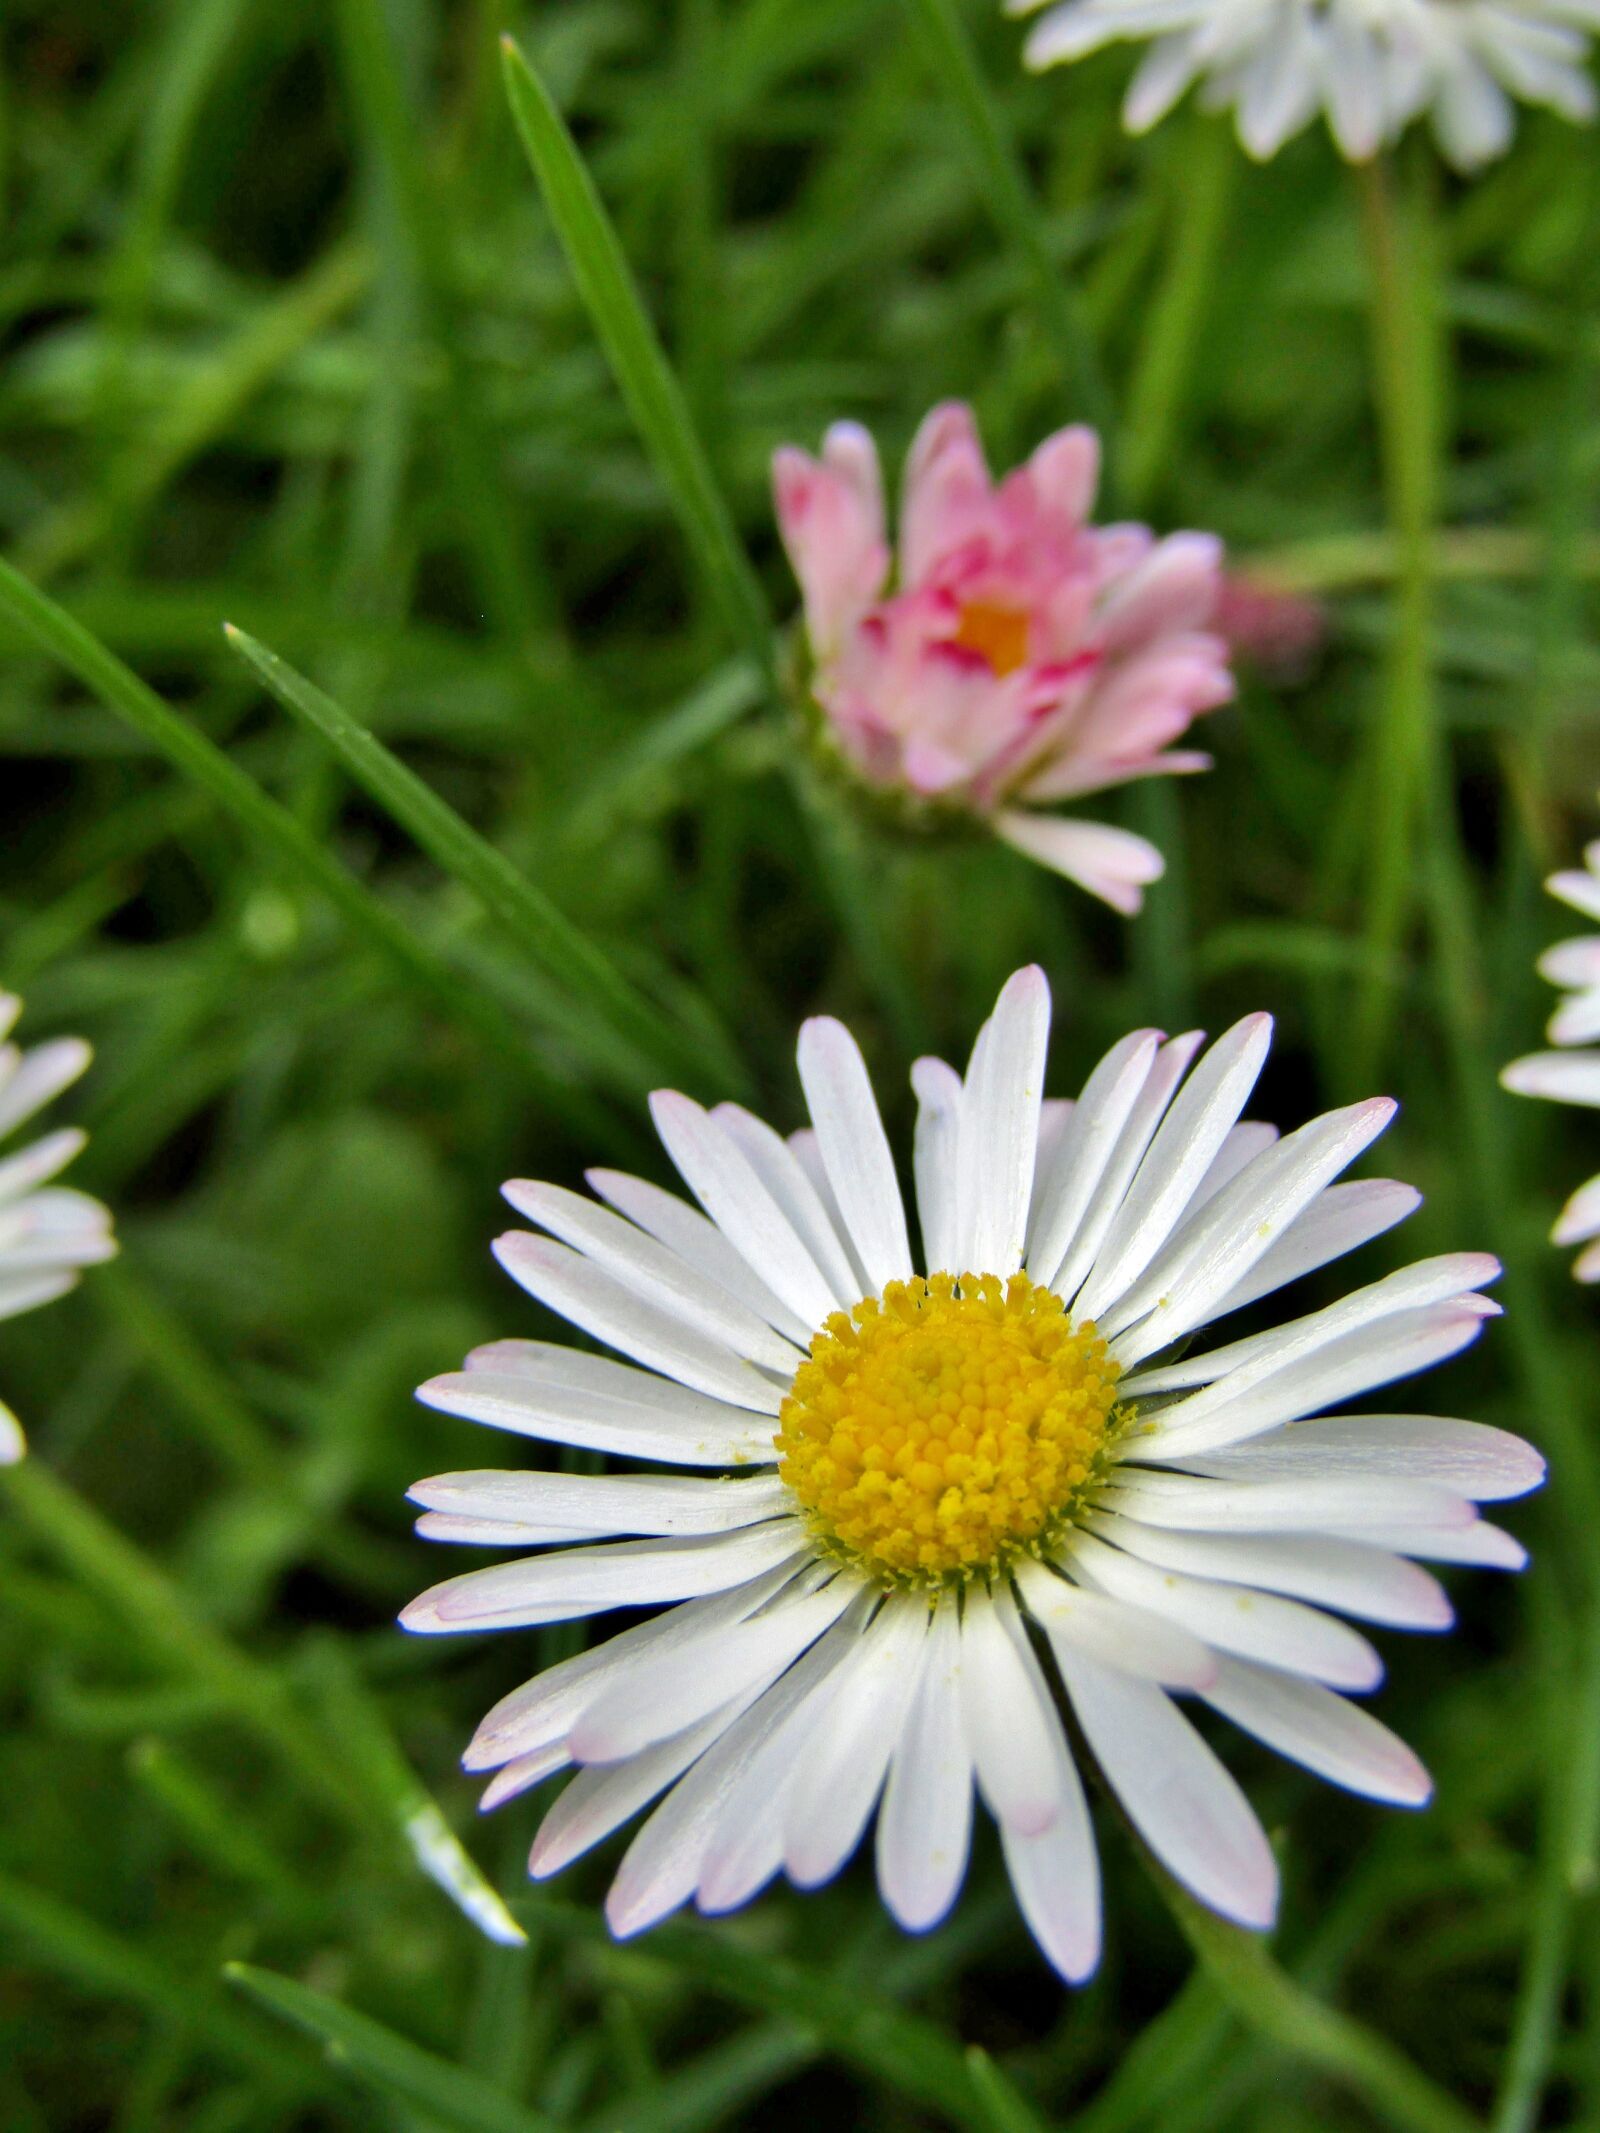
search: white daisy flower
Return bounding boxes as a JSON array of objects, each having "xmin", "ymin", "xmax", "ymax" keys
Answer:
[
  {"xmin": 0, "ymin": 992, "xmax": 117, "ymax": 1462},
  {"xmin": 1011, "ymin": 0, "xmax": 1600, "ymax": 171},
  {"xmin": 405, "ymin": 968, "xmax": 1541, "ymax": 1978},
  {"xmin": 1501, "ymin": 836, "xmax": 1600, "ymax": 1280}
]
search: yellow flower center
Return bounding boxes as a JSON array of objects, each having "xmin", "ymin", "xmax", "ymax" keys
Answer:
[
  {"xmin": 951, "ymin": 598, "xmax": 1031, "ymax": 676},
  {"xmin": 775, "ymin": 1272, "xmax": 1122, "ymax": 1586}
]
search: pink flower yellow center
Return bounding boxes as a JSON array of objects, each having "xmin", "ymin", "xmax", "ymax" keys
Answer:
[
  {"xmin": 775, "ymin": 1272, "xmax": 1122, "ymax": 1584},
  {"xmin": 950, "ymin": 598, "xmax": 1031, "ymax": 677}
]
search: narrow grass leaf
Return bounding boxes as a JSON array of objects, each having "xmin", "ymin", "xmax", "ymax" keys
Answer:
[
  {"xmin": 0, "ymin": 557, "xmax": 616, "ymax": 1140},
  {"xmin": 225, "ymin": 1964, "xmax": 561, "ymax": 2133},
  {"xmin": 222, "ymin": 623, "xmax": 741, "ymax": 1095},
  {"xmin": 498, "ymin": 36, "xmax": 775, "ymax": 680},
  {"xmin": 899, "ymin": 0, "xmax": 1112, "ymax": 451}
]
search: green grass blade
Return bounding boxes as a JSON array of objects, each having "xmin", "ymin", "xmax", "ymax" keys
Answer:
[
  {"xmin": 300, "ymin": 1640, "xmax": 526, "ymax": 1949},
  {"xmin": 0, "ymin": 556, "xmax": 617, "ymax": 1139},
  {"xmin": 1152, "ymin": 1866, "xmax": 1483, "ymax": 2133},
  {"xmin": 899, "ymin": 0, "xmax": 1112, "ymax": 449},
  {"xmin": 522, "ymin": 1897, "xmax": 1047, "ymax": 2133},
  {"xmin": 224, "ymin": 1964, "xmax": 560, "ymax": 2133},
  {"xmin": 498, "ymin": 35, "xmax": 775, "ymax": 681},
  {"xmin": 222, "ymin": 622, "xmax": 743, "ymax": 1094},
  {"xmin": 2, "ymin": 1463, "xmax": 363, "ymax": 1831},
  {"xmin": 0, "ymin": 1872, "xmax": 319, "ymax": 2093}
]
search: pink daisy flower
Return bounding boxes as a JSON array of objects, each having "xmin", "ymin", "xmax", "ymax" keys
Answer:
[{"xmin": 773, "ymin": 403, "xmax": 1235, "ymax": 915}]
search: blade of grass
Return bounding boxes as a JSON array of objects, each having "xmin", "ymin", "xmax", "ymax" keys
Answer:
[
  {"xmin": 1350, "ymin": 150, "xmax": 1440, "ymax": 1090},
  {"xmin": 498, "ymin": 34, "xmax": 775, "ymax": 682},
  {"xmin": 222, "ymin": 622, "xmax": 746, "ymax": 1095},
  {"xmin": 21, "ymin": 242, "xmax": 372, "ymax": 585},
  {"xmin": 0, "ymin": 1871, "xmax": 322, "ymax": 2095},
  {"xmin": 298, "ymin": 1638, "xmax": 527, "ymax": 1949},
  {"xmin": 334, "ymin": 0, "xmax": 558, "ymax": 651},
  {"xmin": 1, "ymin": 1461, "xmax": 365, "ymax": 1832},
  {"xmin": 0, "ymin": 556, "xmax": 617, "ymax": 1141},
  {"xmin": 224, "ymin": 1964, "xmax": 562, "ymax": 2133},
  {"xmin": 899, "ymin": 0, "xmax": 1112, "ymax": 448},
  {"xmin": 1118, "ymin": 111, "xmax": 1235, "ymax": 517},
  {"xmin": 520, "ymin": 1895, "xmax": 1047, "ymax": 2133},
  {"xmin": 1152, "ymin": 1868, "xmax": 1483, "ymax": 2133}
]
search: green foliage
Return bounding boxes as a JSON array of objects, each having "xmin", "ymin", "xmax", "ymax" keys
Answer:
[{"xmin": 2, "ymin": 0, "xmax": 1599, "ymax": 2128}]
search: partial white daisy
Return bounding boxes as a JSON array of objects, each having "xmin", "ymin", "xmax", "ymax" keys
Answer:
[
  {"xmin": 0, "ymin": 992, "xmax": 117, "ymax": 1461},
  {"xmin": 405, "ymin": 968, "xmax": 1541, "ymax": 1980},
  {"xmin": 1502, "ymin": 835, "xmax": 1600, "ymax": 1280},
  {"xmin": 1011, "ymin": 0, "xmax": 1599, "ymax": 171}
]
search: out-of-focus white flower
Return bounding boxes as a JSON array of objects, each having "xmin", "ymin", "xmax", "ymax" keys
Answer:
[
  {"xmin": 1502, "ymin": 836, "xmax": 1600, "ymax": 1279},
  {"xmin": 1012, "ymin": 0, "xmax": 1599, "ymax": 170},
  {"xmin": 406, "ymin": 968, "xmax": 1540, "ymax": 1979},
  {"xmin": 773, "ymin": 404, "xmax": 1233, "ymax": 915},
  {"xmin": 0, "ymin": 992, "xmax": 117, "ymax": 1460}
]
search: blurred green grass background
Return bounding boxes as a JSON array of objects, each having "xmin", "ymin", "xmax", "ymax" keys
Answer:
[{"xmin": 2, "ymin": 0, "xmax": 1599, "ymax": 2126}]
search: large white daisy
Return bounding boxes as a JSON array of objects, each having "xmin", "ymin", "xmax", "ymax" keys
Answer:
[
  {"xmin": 405, "ymin": 968, "xmax": 1541, "ymax": 1979},
  {"xmin": 0, "ymin": 991, "xmax": 117, "ymax": 1462},
  {"xmin": 1011, "ymin": 0, "xmax": 1599, "ymax": 170},
  {"xmin": 1502, "ymin": 835, "xmax": 1600, "ymax": 1280}
]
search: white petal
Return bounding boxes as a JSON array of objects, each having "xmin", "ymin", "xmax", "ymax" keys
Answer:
[
  {"xmin": 502, "ymin": 1181, "xmax": 802, "ymax": 1371},
  {"xmin": 570, "ymin": 1575, "xmax": 857, "ymax": 1762},
  {"xmin": 1123, "ymin": 1253, "xmax": 1502, "ymax": 1399},
  {"xmin": 1182, "ymin": 1414, "xmax": 1544, "ymax": 1503},
  {"xmin": 1087, "ymin": 1515, "xmax": 1452, "ymax": 1631},
  {"xmin": 1014, "ymin": 1555, "xmax": 1216, "ymax": 1687},
  {"xmin": 1342, "ymin": 1519, "xmax": 1528, "ymax": 1569},
  {"xmin": 0, "ymin": 1037, "xmax": 91, "ymax": 1140},
  {"xmin": 462, "ymin": 1566, "xmax": 798, "ymax": 1770},
  {"xmin": 695, "ymin": 1609, "xmax": 873, "ymax": 1913},
  {"xmin": 0, "ymin": 1127, "xmax": 86, "ymax": 1207},
  {"xmin": 1105, "ymin": 1097, "xmax": 1396, "ymax": 1363},
  {"xmin": 419, "ymin": 1360, "xmax": 776, "ymax": 1464},
  {"xmin": 993, "ymin": 1605, "xmax": 1101, "ymax": 1983},
  {"xmin": 536, "ymin": 1693, "xmax": 765, "ymax": 1882},
  {"xmin": 479, "ymin": 1741, "xmax": 569, "ymax": 1811},
  {"xmin": 650, "ymin": 1092, "xmax": 844, "ymax": 1327},
  {"xmin": 713, "ymin": 1101, "xmax": 867, "ymax": 1307},
  {"xmin": 1103, "ymin": 1470, "xmax": 1475, "ymax": 1536},
  {"xmin": 912, "ymin": 1056, "xmax": 964, "ymax": 1276},
  {"xmin": 1063, "ymin": 1529, "xmax": 1382, "ymax": 1690},
  {"xmin": 1139, "ymin": 1303, "xmax": 1494, "ymax": 1459},
  {"xmin": 1204, "ymin": 1656, "xmax": 1431, "ymax": 1806},
  {"xmin": 400, "ymin": 1523, "xmax": 806, "ymax": 1633},
  {"xmin": 1553, "ymin": 1172, "xmax": 1600, "ymax": 1247},
  {"xmin": 1211, "ymin": 1179, "xmax": 1420, "ymax": 1319},
  {"xmin": 1075, "ymin": 1016, "xmax": 1274, "ymax": 1324},
  {"xmin": 876, "ymin": 1604, "xmax": 974, "ymax": 1933},
  {"xmin": 409, "ymin": 1468, "xmax": 788, "ymax": 1543},
  {"xmin": 995, "ymin": 813, "xmax": 1165, "ymax": 916},
  {"xmin": 1027, "ymin": 1030, "xmax": 1161, "ymax": 1292},
  {"xmin": 1059, "ymin": 1651, "xmax": 1278, "ymax": 1930},
  {"xmin": 958, "ymin": 967, "xmax": 1052, "ymax": 1278},
  {"xmin": 797, "ymin": 1017, "xmax": 913, "ymax": 1293},
  {"xmin": 1052, "ymin": 1033, "xmax": 1205, "ymax": 1303},
  {"xmin": 784, "ymin": 1595, "xmax": 931, "ymax": 1886},
  {"xmin": 1502, "ymin": 1051, "xmax": 1600, "ymax": 1107},
  {"xmin": 0, "ymin": 1268, "xmax": 79, "ymax": 1322},
  {"xmin": 605, "ymin": 1639, "xmax": 851, "ymax": 1937},
  {"xmin": 960, "ymin": 1585, "xmax": 1063, "ymax": 1836},
  {"xmin": 493, "ymin": 1234, "xmax": 786, "ymax": 1412},
  {"xmin": 587, "ymin": 1167, "xmax": 814, "ymax": 1345},
  {"xmin": 1191, "ymin": 1121, "xmax": 1280, "ymax": 1211}
]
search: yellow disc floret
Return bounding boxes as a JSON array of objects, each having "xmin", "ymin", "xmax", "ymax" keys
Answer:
[{"xmin": 776, "ymin": 1271, "xmax": 1122, "ymax": 1586}]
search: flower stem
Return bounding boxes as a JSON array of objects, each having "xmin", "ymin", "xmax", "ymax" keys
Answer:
[
  {"xmin": 1352, "ymin": 150, "xmax": 1440, "ymax": 1091},
  {"xmin": 1150, "ymin": 1862, "xmax": 1483, "ymax": 2133}
]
